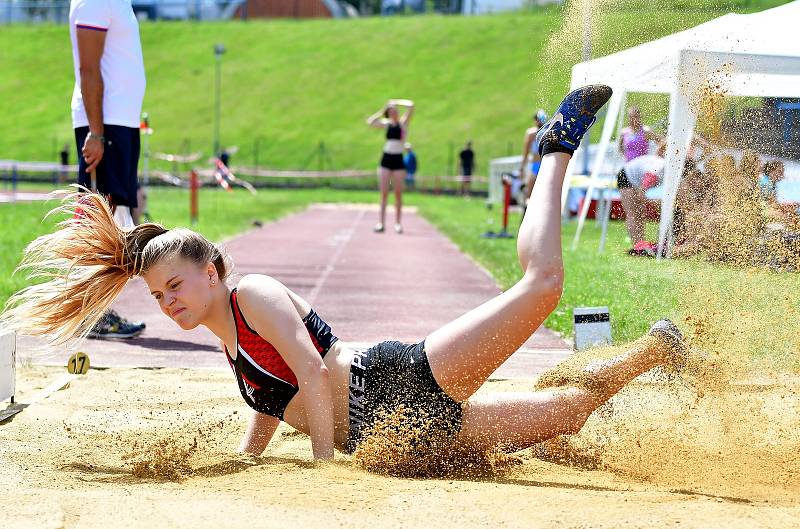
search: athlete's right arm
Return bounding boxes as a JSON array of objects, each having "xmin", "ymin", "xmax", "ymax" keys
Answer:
[
  {"xmin": 76, "ymin": 27, "xmax": 106, "ymax": 173},
  {"xmin": 366, "ymin": 108, "xmax": 387, "ymax": 129},
  {"xmin": 238, "ymin": 411, "xmax": 280, "ymax": 456}
]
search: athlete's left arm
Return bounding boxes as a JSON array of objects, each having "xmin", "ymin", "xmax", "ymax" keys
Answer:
[
  {"xmin": 400, "ymin": 100, "xmax": 415, "ymax": 127},
  {"xmin": 238, "ymin": 411, "xmax": 280, "ymax": 456},
  {"xmin": 236, "ymin": 275, "xmax": 335, "ymax": 461}
]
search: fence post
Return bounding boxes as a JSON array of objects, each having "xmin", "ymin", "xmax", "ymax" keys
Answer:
[{"xmin": 190, "ymin": 169, "xmax": 199, "ymax": 225}]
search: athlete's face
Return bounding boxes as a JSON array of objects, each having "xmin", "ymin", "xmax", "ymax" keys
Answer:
[
  {"xmin": 387, "ymin": 106, "xmax": 398, "ymax": 121},
  {"xmin": 143, "ymin": 255, "xmax": 217, "ymax": 330}
]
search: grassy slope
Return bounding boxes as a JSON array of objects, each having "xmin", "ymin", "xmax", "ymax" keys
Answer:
[{"xmin": 1, "ymin": 8, "xmax": 727, "ymax": 176}]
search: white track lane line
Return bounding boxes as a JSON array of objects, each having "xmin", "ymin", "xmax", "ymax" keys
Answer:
[{"xmin": 306, "ymin": 208, "xmax": 365, "ymax": 306}]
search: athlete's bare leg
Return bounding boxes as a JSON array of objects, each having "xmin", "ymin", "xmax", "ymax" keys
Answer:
[
  {"xmin": 377, "ymin": 167, "xmax": 391, "ymax": 229},
  {"xmin": 390, "ymin": 169, "xmax": 405, "ymax": 227},
  {"xmin": 425, "ymin": 152, "xmax": 569, "ymax": 401},
  {"xmin": 455, "ymin": 335, "xmax": 671, "ymax": 450},
  {"xmin": 425, "ymin": 85, "xmax": 614, "ymax": 402}
]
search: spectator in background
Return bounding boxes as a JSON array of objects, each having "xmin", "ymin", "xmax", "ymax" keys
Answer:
[
  {"xmin": 403, "ymin": 142, "xmax": 417, "ymax": 189},
  {"xmin": 759, "ymin": 160, "xmax": 799, "ymax": 224},
  {"xmin": 459, "ymin": 141, "xmax": 474, "ymax": 197},
  {"xmin": 759, "ymin": 159, "xmax": 785, "ymax": 204},
  {"xmin": 59, "ymin": 143, "xmax": 70, "ymax": 183},
  {"xmin": 673, "ymin": 158, "xmax": 718, "ymax": 258},
  {"xmin": 366, "ymin": 98, "xmax": 414, "ymax": 234},
  {"xmin": 619, "ymin": 147, "xmax": 666, "ymax": 256},
  {"xmin": 520, "ymin": 109, "xmax": 547, "ymax": 202},
  {"xmin": 616, "ymin": 106, "xmax": 662, "ymax": 250}
]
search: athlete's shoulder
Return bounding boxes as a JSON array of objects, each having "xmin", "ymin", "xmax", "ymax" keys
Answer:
[
  {"xmin": 236, "ymin": 274, "xmax": 285, "ymax": 301},
  {"xmin": 235, "ymin": 275, "xmax": 294, "ymax": 333}
]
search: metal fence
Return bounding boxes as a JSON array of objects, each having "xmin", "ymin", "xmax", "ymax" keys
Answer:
[{"xmin": 0, "ymin": 0, "xmax": 244, "ymax": 24}]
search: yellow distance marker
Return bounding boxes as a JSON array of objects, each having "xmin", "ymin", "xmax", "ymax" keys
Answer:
[{"xmin": 67, "ymin": 352, "xmax": 90, "ymax": 375}]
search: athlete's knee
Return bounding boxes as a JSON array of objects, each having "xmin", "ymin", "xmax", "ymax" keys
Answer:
[
  {"xmin": 558, "ymin": 411, "xmax": 590, "ymax": 436},
  {"xmin": 555, "ymin": 394, "xmax": 594, "ymax": 436},
  {"xmin": 520, "ymin": 267, "xmax": 564, "ymax": 310}
]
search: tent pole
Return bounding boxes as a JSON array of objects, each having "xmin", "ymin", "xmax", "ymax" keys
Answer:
[
  {"xmin": 657, "ymin": 51, "xmax": 699, "ymax": 259},
  {"xmin": 598, "ymin": 91, "xmax": 628, "ymax": 253}
]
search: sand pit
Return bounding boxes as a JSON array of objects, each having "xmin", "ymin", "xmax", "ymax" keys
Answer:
[{"xmin": 2, "ymin": 364, "xmax": 799, "ymax": 529}]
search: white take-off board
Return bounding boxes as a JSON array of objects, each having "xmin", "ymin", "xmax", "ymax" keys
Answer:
[
  {"xmin": 0, "ymin": 330, "xmax": 15, "ymax": 403},
  {"xmin": 573, "ymin": 307, "xmax": 612, "ymax": 351}
]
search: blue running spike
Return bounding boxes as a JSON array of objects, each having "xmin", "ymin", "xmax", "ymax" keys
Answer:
[{"xmin": 533, "ymin": 85, "xmax": 613, "ymax": 157}]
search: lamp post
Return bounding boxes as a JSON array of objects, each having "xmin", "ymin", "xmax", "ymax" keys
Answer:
[
  {"xmin": 581, "ymin": 1, "xmax": 592, "ymax": 176},
  {"xmin": 213, "ymin": 43, "xmax": 226, "ymax": 157}
]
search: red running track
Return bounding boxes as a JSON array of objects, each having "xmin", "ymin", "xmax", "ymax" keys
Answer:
[{"xmin": 19, "ymin": 204, "xmax": 571, "ymax": 379}]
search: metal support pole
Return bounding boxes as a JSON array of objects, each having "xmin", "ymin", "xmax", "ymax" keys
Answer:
[
  {"xmin": 213, "ymin": 44, "xmax": 226, "ymax": 157},
  {"xmin": 581, "ymin": 0, "xmax": 592, "ymax": 176}
]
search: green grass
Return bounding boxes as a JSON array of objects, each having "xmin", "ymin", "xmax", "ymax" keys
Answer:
[
  {"xmin": 3, "ymin": 187, "xmax": 799, "ymax": 367},
  {"xmin": 0, "ymin": 6, "xmax": 764, "ymax": 176}
]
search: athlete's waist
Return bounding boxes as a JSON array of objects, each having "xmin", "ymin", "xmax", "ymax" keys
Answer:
[{"xmin": 383, "ymin": 140, "xmax": 404, "ymax": 154}]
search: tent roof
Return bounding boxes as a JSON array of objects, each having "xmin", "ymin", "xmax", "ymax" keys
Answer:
[{"xmin": 571, "ymin": 1, "xmax": 800, "ymax": 97}]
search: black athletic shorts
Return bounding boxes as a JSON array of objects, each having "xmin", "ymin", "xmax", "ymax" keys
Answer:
[
  {"xmin": 346, "ymin": 340, "xmax": 463, "ymax": 454},
  {"xmin": 75, "ymin": 125, "xmax": 140, "ymax": 208},
  {"xmin": 616, "ymin": 168, "xmax": 632, "ymax": 189},
  {"xmin": 380, "ymin": 152, "xmax": 406, "ymax": 171}
]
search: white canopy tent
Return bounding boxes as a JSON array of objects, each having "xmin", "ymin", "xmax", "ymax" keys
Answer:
[{"xmin": 567, "ymin": 1, "xmax": 800, "ymax": 256}]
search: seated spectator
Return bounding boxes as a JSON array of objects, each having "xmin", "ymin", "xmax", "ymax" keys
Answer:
[
  {"xmin": 673, "ymin": 153, "xmax": 767, "ymax": 266},
  {"xmin": 759, "ymin": 160, "xmax": 800, "ymax": 228},
  {"xmin": 759, "ymin": 160, "xmax": 784, "ymax": 204},
  {"xmin": 672, "ymin": 158, "xmax": 723, "ymax": 260}
]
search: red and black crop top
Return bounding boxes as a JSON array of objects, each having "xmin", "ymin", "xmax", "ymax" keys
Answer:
[{"xmin": 224, "ymin": 289, "xmax": 339, "ymax": 420}]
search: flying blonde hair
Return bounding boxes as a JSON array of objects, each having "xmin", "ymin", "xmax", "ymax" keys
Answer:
[{"xmin": 0, "ymin": 191, "xmax": 230, "ymax": 345}]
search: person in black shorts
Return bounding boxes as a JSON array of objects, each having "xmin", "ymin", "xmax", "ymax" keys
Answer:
[
  {"xmin": 367, "ymin": 99, "xmax": 415, "ymax": 234},
  {"xmin": 2, "ymin": 85, "xmax": 689, "ymax": 466}
]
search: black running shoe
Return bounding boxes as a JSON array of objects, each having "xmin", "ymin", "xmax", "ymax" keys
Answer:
[
  {"xmin": 533, "ymin": 84, "xmax": 613, "ymax": 157},
  {"xmin": 87, "ymin": 310, "xmax": 145, "ymax": 340},
  {"xmin": 648, "ymin": 319, "xmax": 688, "ymax": 370}
]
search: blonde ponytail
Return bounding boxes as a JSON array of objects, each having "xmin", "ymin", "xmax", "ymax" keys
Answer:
[{"xmin": 0, "ymin": 191, "xmax": 229, "ymax": 345}]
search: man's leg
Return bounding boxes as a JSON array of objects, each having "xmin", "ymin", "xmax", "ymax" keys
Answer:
[{"xmin": 82, "ymin": 125, "xmax": 145, "ymax": 340}]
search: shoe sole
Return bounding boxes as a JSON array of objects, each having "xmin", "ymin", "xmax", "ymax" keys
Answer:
[
  {"xmin": 648, "ymin": 319, "xmax": 688, "ymax": 369},
  {"xmin": 87, "ymin": 330, "xmax": 144, "ymax": 340}
]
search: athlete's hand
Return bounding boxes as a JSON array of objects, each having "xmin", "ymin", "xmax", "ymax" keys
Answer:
[{"xmin": 82, "ymin": 135, "xmax": 104, "ymax": 173}]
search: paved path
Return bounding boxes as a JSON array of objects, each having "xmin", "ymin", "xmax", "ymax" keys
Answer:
[
  {"xmin": 19, "ymin": 204, "xmax": 571, "ymax": 379},
  {"xmin": 0, "ymin": 191, "xmax": 54, "ymax": 203}
]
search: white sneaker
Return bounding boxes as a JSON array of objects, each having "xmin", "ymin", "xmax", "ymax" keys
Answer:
[
  {"xmin": 373, "ymin": 223, "xmax": 385, "ymax": 233},
  {"xmin": 395, "ymin": 224, "xmax": 403, "ymax": 234}
]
